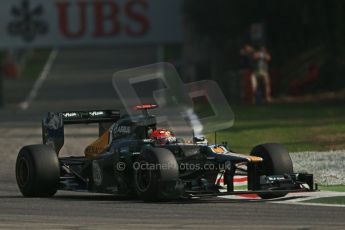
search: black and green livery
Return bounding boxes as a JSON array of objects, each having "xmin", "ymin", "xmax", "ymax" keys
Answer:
[{"xmin": 16, "ymin": 106, "xmax": 315, "ymax": 201}]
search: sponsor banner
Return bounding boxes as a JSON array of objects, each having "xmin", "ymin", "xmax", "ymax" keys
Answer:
[{"xmin": 0, "ymin": 0, "xmax": 183, "ymax": 48}]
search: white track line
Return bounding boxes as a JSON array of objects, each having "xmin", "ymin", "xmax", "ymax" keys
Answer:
[
  {"xmin": 19, "ymin": 48, "xmax": 59, "ymax": 110},
  {"xmin": 220, "ymin": 190, "xmax": 345, "ymax": 207},
  {"xmin": 272, "ymin": 191, "xmax": 345, "ymax": 207},
  {"xmin": 277, "ymin": 202, "xmax": 345, "ymax": 208}
]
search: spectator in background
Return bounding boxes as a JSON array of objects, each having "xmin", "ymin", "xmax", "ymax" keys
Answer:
[
  {"xmin": 240, "ymin": 44, "xmax": 255, "ymax": 70},
  {"xmin": 252, "ymin": 45, "xmax": 272, "ymax": 102}
]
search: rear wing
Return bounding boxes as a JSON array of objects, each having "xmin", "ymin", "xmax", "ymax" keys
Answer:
[
  {"xmin": 60, "ymin": 110, "xmax": 120, "ymax": 124},
  {"xmin": 42, "ymin": 110, "xmax": 121, "ymax": 154}
]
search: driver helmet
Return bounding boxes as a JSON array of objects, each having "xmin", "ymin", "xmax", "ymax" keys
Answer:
[{"xmin": 149, "ymin": 128, "xmax": 176, "ymax": 145}]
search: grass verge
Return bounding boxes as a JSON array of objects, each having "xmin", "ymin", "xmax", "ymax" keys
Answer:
[
  {"xmin": 234, "ymin": 185, "xmax": 247, "ymax": 191},
  {"xmin": 319, "ymin": 185, "xmax": 345, "ymax": 192},
  {"xmin": 204, "ymin": 102, "xmax": 345, "ymax": 153},
  {"xmin": 303, "ymin": 196, "xmax": 345, "ymax": 205}
]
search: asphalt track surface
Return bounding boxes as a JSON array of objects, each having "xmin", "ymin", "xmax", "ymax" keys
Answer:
[{"xmin": 1, "ymin": 47, "xmax": 344, "ymax": 229}]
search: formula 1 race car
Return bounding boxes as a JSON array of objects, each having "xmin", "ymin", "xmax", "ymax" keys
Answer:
[{"xmin": 15, "ymin": 105, "xmax": 315, "ymax": 201}]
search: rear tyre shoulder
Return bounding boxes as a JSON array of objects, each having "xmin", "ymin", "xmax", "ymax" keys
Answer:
[{"xmin": 16, "ymin": 145, "xmax": 60, "ymax": 197}]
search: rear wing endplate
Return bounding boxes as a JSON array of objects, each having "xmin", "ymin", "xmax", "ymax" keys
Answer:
[{"xmin": 42, "ymin": 110, "xmax": 120, "ymax": 154}]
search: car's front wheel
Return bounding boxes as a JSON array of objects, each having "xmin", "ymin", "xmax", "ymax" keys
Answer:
[
  {"xmin": 250, "ymin": 143, "xmax": 293, "ymax": 199},
  {"xmin": 133, "ymin": 147, "xmax": 180, "ymax": 202}
]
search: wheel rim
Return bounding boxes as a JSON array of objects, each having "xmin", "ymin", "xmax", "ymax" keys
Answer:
[
  {"xmin": 17, "ymin": 157, "xmax": 29, "ymax": 187},
  {"xmin": 136, "ymin": 162, "xmax": 152, "ymax": 192}
]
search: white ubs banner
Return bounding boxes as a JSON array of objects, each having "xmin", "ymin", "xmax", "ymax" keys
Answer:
[{"xmin": 0, "ymin": 0, "xmax": 183, "ymax": 48}]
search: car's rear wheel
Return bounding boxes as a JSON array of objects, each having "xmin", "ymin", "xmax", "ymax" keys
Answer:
[
  {"xmin": 133, "ymin": 147, "xmax": 180, "ymax": 201},
  {"xmin": 250, "ymin": 143, "xmax": 293, "ymax": 199},
  {"xmin": 16, "ymin": 145, "xmax": 60, "ymax": 197}
]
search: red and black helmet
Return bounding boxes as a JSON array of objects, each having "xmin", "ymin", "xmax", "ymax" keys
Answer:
[{"xmin": 149, "ymin": 128, "xmax": 176, "ymax": 145}]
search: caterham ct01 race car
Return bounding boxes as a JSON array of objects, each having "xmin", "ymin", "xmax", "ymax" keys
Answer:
[{"xmin": 16, "ymin": 105, "xmax": 315, "ymax": 201}]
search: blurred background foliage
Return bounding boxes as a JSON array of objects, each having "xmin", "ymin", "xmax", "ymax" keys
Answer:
[{"xmin": 184, "ymin": 0, "xmax": 345, "ymax": 94}]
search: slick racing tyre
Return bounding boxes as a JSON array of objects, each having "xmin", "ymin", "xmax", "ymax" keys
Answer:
[
  {"xmin": 250, "ymin": 143, "xmax": 293, "ymax": 199},
  {"xmin": 16, "ymin": 145, "xmax": 60, "ymax": 197},
  {"xmin": 133, "ymin": 147, "xmax": 180, "ymax": 202}
]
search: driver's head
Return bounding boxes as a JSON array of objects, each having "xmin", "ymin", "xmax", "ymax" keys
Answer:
[{"xmin": 149, "ymin": 128, "xmax": 176, "ymax": 145}]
